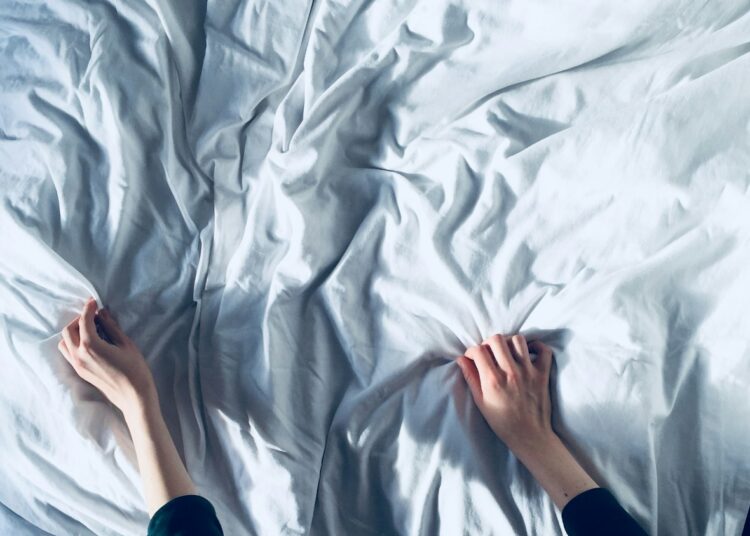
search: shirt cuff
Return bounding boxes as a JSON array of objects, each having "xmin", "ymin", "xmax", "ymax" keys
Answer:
[
  {"xmin": 561, "ymin": 487, "xmax": 647, "ymax": 536},
  {"xmin": 147, "ymin": 494, "xmax": 223, "ymax": 536}
]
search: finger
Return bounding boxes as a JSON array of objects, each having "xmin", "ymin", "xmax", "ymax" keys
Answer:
[
  {"xmin": 58, "ymin": 338, "xmax": 90, "ymax": 379},
  {"xmin": 79, "ymin": 298, "xmax": 104, "ymax": 353},
  {"xmin": 465, "ymin": 344, "xmax": 504, "ymax": 389},
  {"xmin": 457, "ymin": 356, "xmax": 483, "ymax": 404},
  {"xmin": 528, "ymin": 341, "xmax": 553, "ymax": 381},
  {"xmin": 61, "ymin": 319, "xmax": 80, "ymax": 350},
  {"xmin": 510, "ymin": 334, "xmax": 532, "ymax": 370},
  {"xmin": 64, "ymin": 316, "xmax": 80, "ymax": 333},
  {"xmin": 483, "ymin": 334, "xmax": 518, "ymax": 376},
  {"xmin": 96, "ymin": 308, "xmax": 128, "ymax": 346},
  {"xmin": 58, "ymin": 339, "xmax": 72, "ymax": 363}
]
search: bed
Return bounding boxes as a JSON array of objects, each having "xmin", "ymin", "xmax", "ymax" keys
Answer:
[{"xmin": 1, "ymin": 0, "xmax": 749, "ymax": 534}]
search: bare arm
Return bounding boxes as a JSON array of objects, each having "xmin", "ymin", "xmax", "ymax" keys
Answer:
[
  {"xmin": 123, "ymin": 400, "xmax": 196, "ymax": 516},
  {"xmin": 456, "ymin": 334, "xmax": 598, "ymax": 509},
  {"xmin": 59, "ymin": 298, "xmax": 195, "ymax": 515}
]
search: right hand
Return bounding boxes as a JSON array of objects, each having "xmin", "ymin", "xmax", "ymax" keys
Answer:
[
  {"xmin": 458, "ymin": 335, "xmax": 606, "ymax": 512},
  {"xmin": 457, "ymin": 334, "xmax": 555, "ymax": 454},
  {"xmin": 58, "ymin": 298, "xmax": 157, "ymax": 418}
]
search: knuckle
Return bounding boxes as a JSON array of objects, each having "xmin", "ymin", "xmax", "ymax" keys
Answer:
[
  {"xmin": 486, "ymin": 369, "xmax": 505, "ymax": 387},
  {"xmin": 486, "ymin": 377, "xmax": 501, "ymax": 391},
  {"xmin": 76, "ymin": 347, "xmax": 93, "ymax": 363},
  {"xmin": 505, "ymin": 368, "xmax": 520, "ymax": 382},
  {"xmin": 478, "ymin": 344, "xmax": 492, "ymax": 358}
]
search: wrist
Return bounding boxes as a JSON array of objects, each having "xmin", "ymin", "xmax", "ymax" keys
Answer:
[
  {"xmin": 122, "ymin": 390, "xmax": 160, "ymax": 430},
  {"xmin": 512, "ymin": 432, "xmax": 599, "ymax": 510},
  {"xmin": 505, "ymin": 427, "xmax": 559, "ymax": 461}
]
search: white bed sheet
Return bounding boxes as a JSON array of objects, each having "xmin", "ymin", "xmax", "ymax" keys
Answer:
[{"xmin": 1, "ymin": 1, "xmax": 749, "ymax": 534}]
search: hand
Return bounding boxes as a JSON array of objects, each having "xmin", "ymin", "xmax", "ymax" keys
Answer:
[
  {"xmin": 457, "ymin": 334, "xmax": 555, "ymax": 453},
  {"xmin": 58, "ymin": 298, "xmax": 157, "ymax": 418},
  {"xmin": 59, "ymin": 299, "xmax": 196, "ymax": 515},
  {"xmin": 457, "ymin": 334, "xmax": 600, "ymax": 509}
]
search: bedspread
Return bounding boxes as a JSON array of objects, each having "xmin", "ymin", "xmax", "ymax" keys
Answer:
[{"xmin": 1, "ymin": 1, "xmax": 749, "ymax": 534}]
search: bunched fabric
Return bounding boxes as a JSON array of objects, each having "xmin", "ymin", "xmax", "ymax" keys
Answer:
[{"xmin": 1, "ymin": 0, "xmax": 749, "ymax": 534}]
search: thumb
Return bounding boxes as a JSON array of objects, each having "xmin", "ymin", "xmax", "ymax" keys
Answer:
[
  {"xmin": 528, "ymin": 341, "xmax": 553, "ymax": 382},
  {"xmin": 96, "ymin": 308, "xmax": 129, "ymax": 346}
]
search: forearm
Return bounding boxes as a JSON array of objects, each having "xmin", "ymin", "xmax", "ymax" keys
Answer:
[
  {"xmin": 124, "ymin": 399, "xmax": 196, "ymax": 516},
  {"xmin": 511, "ymin": 432, "xmax": 599, "ymax": 510}
]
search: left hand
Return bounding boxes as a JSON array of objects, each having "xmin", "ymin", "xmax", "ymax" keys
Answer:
[{"xmin": 58, "ymin": 298, "xmax": 157, "ymax": 418}]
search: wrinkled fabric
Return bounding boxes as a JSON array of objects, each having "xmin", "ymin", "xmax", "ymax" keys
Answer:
[{"xmin": 1, "ymin": 1, "xmax": 750, "ymax": 534}]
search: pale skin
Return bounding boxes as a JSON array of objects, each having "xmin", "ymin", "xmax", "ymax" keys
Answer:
[
  {"xmin": 58, "ymin": 298, "xmax": 195, "ymax": 516},
  {"xmin": 456, "ymin": 334, "xmax": 599, "ymax": 509},
  {"xmin": 59, "ymin": 298, "xmax": 596, "ymax": 517}
]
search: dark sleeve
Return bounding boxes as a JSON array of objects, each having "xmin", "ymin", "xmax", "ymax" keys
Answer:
[
  {"xmin": 147, "ymin": 495, "xmax": 224, "ymax": 536},
  {"xmin": 561, "ymin": 488, "xmax": 647, "ymax": 536}
]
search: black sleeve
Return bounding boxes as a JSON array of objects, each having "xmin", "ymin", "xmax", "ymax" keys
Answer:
[
  {"xmin": 561, "ymin": 488, "xmax": 647, "ymax": 536},
  {"xmin": 147, "ymin": 495, "xmax": 224, "ymax": 536}
]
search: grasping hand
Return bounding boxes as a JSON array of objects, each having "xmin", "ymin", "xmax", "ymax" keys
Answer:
[
  {"xmin": 457, "ymin": 334, "xmax": 600, "ymax": 509},
  {"xmin": 58, "ymin": 298, "xmax": 197, "ymax": 515},
  {"xmin": 58, "ymin": 298, "xmax": 157, "ymax": 418},
  {"xmin": 457, "ymin": 334, "xmax": 554, "ymax": 453}
]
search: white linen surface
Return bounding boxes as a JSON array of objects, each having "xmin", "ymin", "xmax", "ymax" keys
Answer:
[{"xmin": 1, "ymin": 1, "xmax": 749, "ymax": 534}]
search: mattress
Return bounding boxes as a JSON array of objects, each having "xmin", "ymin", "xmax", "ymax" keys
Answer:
[{"xmin": 1, "ymin": 0, "xmax": 749, "ymax": 534}]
